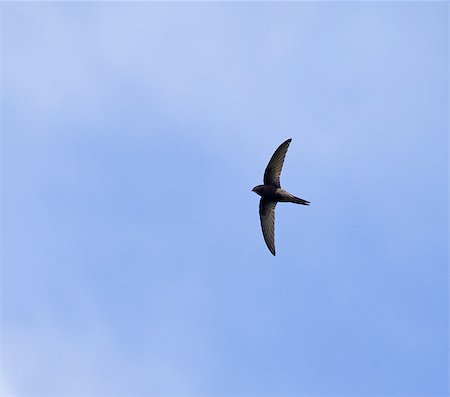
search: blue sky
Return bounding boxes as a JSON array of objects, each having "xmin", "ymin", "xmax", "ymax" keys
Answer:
[{"xmin": 1, "ymin": 2, "xmax": 448, "ymax": 396}]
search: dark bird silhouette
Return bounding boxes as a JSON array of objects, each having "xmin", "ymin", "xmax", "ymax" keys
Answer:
[{"xmin": 252, "ymin": 138, "xmax": 309, "ymax": 256}]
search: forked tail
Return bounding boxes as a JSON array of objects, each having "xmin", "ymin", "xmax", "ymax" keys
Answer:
[{"xmin": 292, "ymin": 196, "xmax": 310, "ymax": 205}]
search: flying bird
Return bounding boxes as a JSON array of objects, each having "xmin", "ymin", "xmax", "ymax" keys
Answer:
[{"xmin": 252, "ymin": 138, "xmax": 309, "ymax": 256}]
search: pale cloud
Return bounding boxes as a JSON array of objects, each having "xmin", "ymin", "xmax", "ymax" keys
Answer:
[
  {"xmin": 0, "ymin": 376, "xmax": 17, "ymax": 397},
  {"xmin": 2, "ymin": 265, "xmax": 213, "ymax": 395}
]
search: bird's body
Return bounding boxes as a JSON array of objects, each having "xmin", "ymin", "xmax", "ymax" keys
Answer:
[
  {"xmin": 253, "ymin": 185, "xmax": 309, "ymax": 204},
  {"xmin": 252, "ymin": 138, "xmax": 309, "ymax": 256}
]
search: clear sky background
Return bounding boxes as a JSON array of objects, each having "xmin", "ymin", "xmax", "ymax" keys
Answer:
[{"xmin": 1, "ymin": 2, "xmax": 448, "ymax": 396}]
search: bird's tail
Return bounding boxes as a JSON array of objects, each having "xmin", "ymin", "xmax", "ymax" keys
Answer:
[{"xmin": 292, "ymin": 196, "xmax": 310, "ymax": 205}]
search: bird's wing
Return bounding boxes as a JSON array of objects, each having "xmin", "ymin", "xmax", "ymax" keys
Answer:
[
  {"xmin": 259, "ymin": 198, "xmax": 277, "ymax": 256},
  {"xmin": 263, "ymin": 138, "xmax": 292, "ymax": 187}
]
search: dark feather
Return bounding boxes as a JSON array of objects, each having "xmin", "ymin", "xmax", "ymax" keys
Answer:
[
  {"xmin": 263, "ymin": 138, "xmax": 292, "ymax": 188},
  {"xmin": 259, "ymin": 198, "xmax": 277, "ymax": 256}
]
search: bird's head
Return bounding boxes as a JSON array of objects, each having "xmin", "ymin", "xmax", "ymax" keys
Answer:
[{"xmin": 252, "ymin": 185, "xmax": 264, "ymax": 196}]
